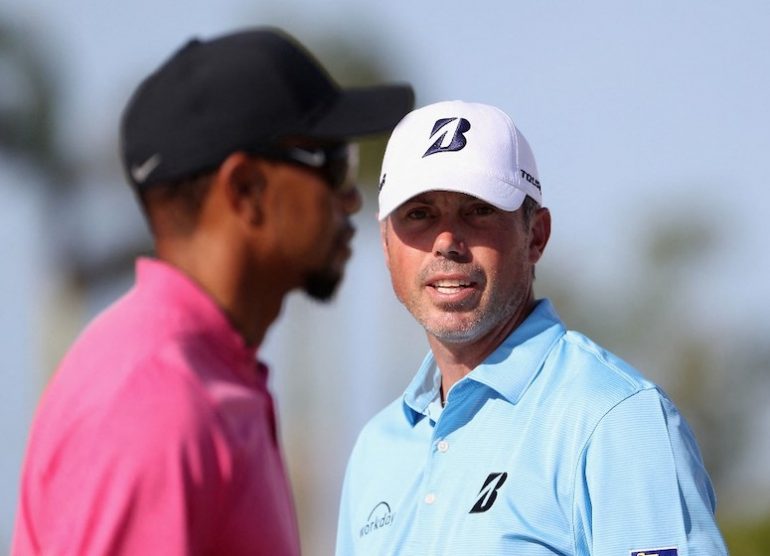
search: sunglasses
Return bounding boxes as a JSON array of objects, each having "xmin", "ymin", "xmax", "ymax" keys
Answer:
[{"xmin": 255, "ymin": 143, "xmax": 359, "ymax": 192}]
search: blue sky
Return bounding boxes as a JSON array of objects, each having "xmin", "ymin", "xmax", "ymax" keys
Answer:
[{"xmin": 3, "ymin": 0, "xmax": 769, "ymax": 551}]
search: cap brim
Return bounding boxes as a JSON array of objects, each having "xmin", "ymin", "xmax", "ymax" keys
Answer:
[
  {"xmin": 378, "ymin": 171, "xmax": 529, "ymax": 220},
  {"xmin": 307, "ymin": 85, "xmax": 415, "ymax": 139},
  {"xmin": 377, "ymin": 182, "xmax": 527, "ymax": 220}
]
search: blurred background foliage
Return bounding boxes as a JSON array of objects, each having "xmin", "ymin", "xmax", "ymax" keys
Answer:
[
  {"xmin": 0, "ymin": 20, "xmax": 64, "ymax": 177},
  {"xmin": 2, "ymin": 9, "xmax": 768, "ymax": 555}
]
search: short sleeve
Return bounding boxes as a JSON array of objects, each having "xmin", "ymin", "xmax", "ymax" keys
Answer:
[{"xmin": 573, "ymin": 388, "xmax": 727, "ymax": 556}]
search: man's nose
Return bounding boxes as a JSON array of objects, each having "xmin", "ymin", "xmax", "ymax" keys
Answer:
[
  {"xmin": 337, "ymin": 186, "xmax": 362, "ymax": 215},
  {"xmin": 433, "ymin": 226, "xmax": 469, "ymax": 261}
]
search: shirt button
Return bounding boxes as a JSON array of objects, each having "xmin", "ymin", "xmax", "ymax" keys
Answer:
[
  {"xmin": 424, "ymin": 493, "xmax": 436, "ymax": 505},
  {"xmin": 437, "ymin": 440, "xmax": 449, "ymax": 453}
]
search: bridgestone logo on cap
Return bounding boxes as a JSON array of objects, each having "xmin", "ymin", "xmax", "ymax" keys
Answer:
[{"xmin": 423, "ymin": 117, "xmax": 471, "ymax": 157}]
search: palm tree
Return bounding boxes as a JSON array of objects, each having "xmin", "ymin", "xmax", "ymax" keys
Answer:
[{"xmin": 0, "ymin": 18, "xmax": 69, "ymax": 182}]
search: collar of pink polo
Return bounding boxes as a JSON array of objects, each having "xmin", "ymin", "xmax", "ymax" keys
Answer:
[{"xmin": 134, "ymin": 257, "xmax": 266, "ymax": 385}]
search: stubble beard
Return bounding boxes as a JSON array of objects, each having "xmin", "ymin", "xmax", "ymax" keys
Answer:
[
  {"xmin": 303, "ymin": 269, "xmax": 342, "ymax": 301},
  {"xmin": 403, "ymin": 264, "xmax": 530, "ymax": 344},
  {"xmin": 401, "ymin": 263, "xmax": 529, "ymax": 344},
  {"xmin": 415, "ymin": 288, "xmax": 524, "ymax": 344},
  {"xmin": 302, "ymin": 225, "xmax": 353, "ymax": 302}
]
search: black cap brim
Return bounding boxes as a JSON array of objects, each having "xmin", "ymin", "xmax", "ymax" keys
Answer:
[{"xmin": 306, "ymin": 84, "xmax": 415, "ymax": 139}]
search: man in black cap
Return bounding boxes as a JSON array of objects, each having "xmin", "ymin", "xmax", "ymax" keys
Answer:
[{"xmin": 13, "ymin": 28, "xmax": 413, "ymax": 555}]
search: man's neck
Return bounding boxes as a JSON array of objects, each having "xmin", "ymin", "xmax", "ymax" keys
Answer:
[
  {"xmin": 428, "ymin": 296, "xmax": 536, "ymax": 402},
  {"xmin": 155, "ymin": 241, "xmax": 289, "ymax": 348}
]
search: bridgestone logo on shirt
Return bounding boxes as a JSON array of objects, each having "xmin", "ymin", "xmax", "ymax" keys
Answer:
[
  {"xmin": 360, "ymin": 501, "xmax": 395, "ymax": 537},
  {"xmin": 470, "ymin": 472, "xmax": 508, "ymax": 513}
]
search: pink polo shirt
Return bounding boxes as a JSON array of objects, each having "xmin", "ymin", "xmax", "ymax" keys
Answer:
[{"xmin": 13, "ymin": 258, "xmax": 300, "ymax": 555}]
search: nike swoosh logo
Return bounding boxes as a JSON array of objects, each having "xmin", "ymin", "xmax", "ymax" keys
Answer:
[{"xmin": 131, "ymin": 154, "xmax": 161, "ymax": 183}]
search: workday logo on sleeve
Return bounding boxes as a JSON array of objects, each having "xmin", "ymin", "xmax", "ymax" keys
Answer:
[
  {"xmin": 423, "ymin": 117, "xmax": 471, "ymax": 157},
  {"xmin": 359, "ymin": 501, "xmax": 395, "ymax": 538}
]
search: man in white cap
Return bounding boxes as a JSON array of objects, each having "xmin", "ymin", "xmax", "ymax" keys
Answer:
[{"xmin": 335, "ymin": 101, "xmax": 726, "ymax": 555}]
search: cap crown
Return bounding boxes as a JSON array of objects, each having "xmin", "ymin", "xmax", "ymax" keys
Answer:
[
  {"xmin": 120, "ymin": 28, "xmax": 414, "ymax": 189},
  {"xmin": 378, "ymin": 101, "xmax": 542, "ymax": 219}
]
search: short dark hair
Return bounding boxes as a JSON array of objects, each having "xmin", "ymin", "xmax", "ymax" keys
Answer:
[
  {"xmin": 520, "ymin": 195, "xmax": 540, "ymax": 227},
  {"xmin": 137, "ymin": 170, "xmax": 215, "ymax": 236},
  {"xmin": 520, "ymin": 195, "xmax": 542, "ymax": 280}
]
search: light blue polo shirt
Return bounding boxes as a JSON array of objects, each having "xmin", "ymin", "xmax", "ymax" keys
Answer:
[{"xmin": 336, "ymin": 300, "xmax": 727, "ymax": 555}]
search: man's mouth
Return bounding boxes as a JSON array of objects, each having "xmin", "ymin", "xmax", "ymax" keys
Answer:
[{"xmin": 430, "ymin": 279, "xmax": 474, "ymax": 294}]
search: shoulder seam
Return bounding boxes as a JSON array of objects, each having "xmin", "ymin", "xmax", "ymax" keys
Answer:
[{"xmin": 562, "ymin": 332, "xmax": 646, "ymax": 391}]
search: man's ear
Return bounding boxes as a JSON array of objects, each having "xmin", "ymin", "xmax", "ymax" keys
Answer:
[
  {"xmin": 216, "ymin": 152, "xmax": 267, "ymax": 226},
  {"xmin": 529, "ymin": 207, "xmax": 551, "ymax": 265},
  {"xmin": 379, "ymin": 217, "xmax": 392, "ymax": 272}
]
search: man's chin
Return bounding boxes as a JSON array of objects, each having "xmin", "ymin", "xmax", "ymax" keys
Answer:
[{"xmin": 419, "ymin": 311, "xmax": 490, "ymax": 343}]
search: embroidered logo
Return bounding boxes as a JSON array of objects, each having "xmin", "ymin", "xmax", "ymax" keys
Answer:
[
  {"xmin": 630, "ymin": 548, "xmax": 678, "ymax": 556},
  {"xmin": 359, "ymin": 501, "xmax": 395, "ymax": 537},
  {"xmin": 469, "ymin": 472, "xmax": 508, "ymax": 513},
  {"xmin": 520, "ymin": 168, "xmax": 541, "ymax": 191},
  {"xmin": 423, "ymin": 117, "xmax": 471, "ymax": 157},
  {"xmin": 130, "ymin": 153, "xmax": 161, "ymax": 184}
]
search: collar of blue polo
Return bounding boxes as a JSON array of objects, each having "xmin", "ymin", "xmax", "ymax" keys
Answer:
[{"xmin": 402, "ymin": 299, "xmax": 565, "ymax": 425}]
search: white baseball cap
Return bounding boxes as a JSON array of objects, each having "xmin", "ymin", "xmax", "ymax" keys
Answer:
[{"xmin": 377, "ymin": 100, "xmax": 542, "ymax": 220}]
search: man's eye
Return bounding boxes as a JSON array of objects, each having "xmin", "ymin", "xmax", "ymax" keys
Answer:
[
  {"xmin": 470, "ymin": 205, "xmax": 495, "ymax": 216},
  {"xmin": 406, "ymin": 208, "xmax": 430, "ymax": 220}
]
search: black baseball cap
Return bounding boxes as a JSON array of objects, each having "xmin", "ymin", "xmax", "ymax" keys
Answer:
[{"xmin": 120, "ymin": 27, "xmax": 415, "ymax": 189}]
